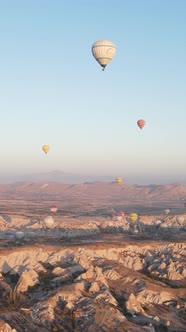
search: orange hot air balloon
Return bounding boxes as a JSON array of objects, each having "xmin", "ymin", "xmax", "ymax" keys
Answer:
[
  {"xmin": 137, "ymin": 119, "xmax": 145, "ymax": 129},
  {"xmin": 116, "ymin": 177, "xmax": 122, "ymax": 184}
]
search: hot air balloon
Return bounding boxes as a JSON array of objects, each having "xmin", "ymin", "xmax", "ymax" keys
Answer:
[
  {"xmin": 50, "ymin": 205, "xmax": 58, "ymax": 213},
  {"xmin": 26, "ymin": 231, "xmax": 36, "ymax": 239},
  {"xmin": 176, "ymin": 216, "xmax": 185, "ymax": 224},
  {"xmin": 129, "ymin": 213, "xmax": 138, "ymax": 222},
  {"xmin": 116, "ymin": 177, "xmax": 122, "ymax": 184},
  {"xmin": 115, "ymin": 210, "xmax": 124, "ymax": 222},
  {"xmin": 100, "ymin": 221, "xmax": 108, "ymax": 230},
  {"xmin": 4, "ymin": 230, "xmax": 15, "ymax": 239},
  {"xmin": 43, "ymin": 216, "xmax": 54, "ymax": 228},
  {"xmin": 117, "ymin": 211, "xmax": 124, "ymax": 216},
  {"xmin": 137, "ymin": 119, "xmax": 145, "ymax": 129},
  {"xmin": 42, "ymin": 145, "xmax": 50, "ymax": 154},
  {"xmin": 164, "ymin": 209, "xmax": 170, "ymax": 215},
  {"xmin": 14, "ymin": 231, "xmax": 25, "ymax": 240},
  {"xmin": 92, "ymin": 40, "xmax": 116, "ymax": 71}
]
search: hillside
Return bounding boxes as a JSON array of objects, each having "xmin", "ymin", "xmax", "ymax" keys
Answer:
[{"xmin": 0, "ymin": 181, "xmax": 185, "ymax": 203}]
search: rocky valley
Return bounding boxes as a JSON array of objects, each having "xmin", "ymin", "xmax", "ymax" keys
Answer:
[{"xmin": 0, "ymin": 181, "xmax": 186, "ymax": 331}]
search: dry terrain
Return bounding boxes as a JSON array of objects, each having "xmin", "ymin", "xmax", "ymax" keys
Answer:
[{"xmin": 0, "ymin": 181, "xmax": 186, "ymax": 332}]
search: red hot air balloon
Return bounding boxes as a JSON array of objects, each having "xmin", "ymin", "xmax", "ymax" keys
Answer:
[
  {"xmin": 117, "ymin": 211, "xmax": 124, "ymax": 217},
  {"xmin": 50, "ymin": 205, "xmax": 57, "ymax": 213},
  {"xmin": 137, "ymin": 119, "xmax": 145, "ymax": 129}
]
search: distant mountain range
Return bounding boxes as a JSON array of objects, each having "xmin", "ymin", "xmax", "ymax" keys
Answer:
[
  {"xmin": 0, "ymin": 170, "xmax": 113, "ymax": 184},
  {"xmin": 0, "ymin": 179, "xmax": 185, "ymax": 206},
  {"xmin": 0, "ymin": 170, "xmax": 186, "ymax": 185}
]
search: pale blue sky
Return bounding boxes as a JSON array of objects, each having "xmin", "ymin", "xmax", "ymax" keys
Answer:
[{"xmin": 0, "ymin": 0, "xmax": 186, "ymax": 183}]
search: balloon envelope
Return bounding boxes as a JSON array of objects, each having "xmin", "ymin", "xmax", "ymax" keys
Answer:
[
  {"xmin": 14, "ymin": 231, "xmax": 25, "ymax": 240},
  {"xmin": 116, "ymin": 177, "xmax": 122, "ymax": 184},
  {"xmin": 129, "ymin": 213, "xmax": 138, "ymax": 222},
  {"xmin": 176, "ymin": 216, "xmax": 185, "ymax": 224},
  {"xmin": 137, "ymin": 119, "xmax": 145, "ymax": 129},
  {"xmin": 100, "ymin": 221, "xmax": 108, "ymax": 230},
  {"xmin": 117, "ymin": 211, "xmax": 124, "ymax": 216},
  {"xmin": 92, "ymin": 40, "xmax": 116, "ymax": 70},
  {"xmin": 44, "ymin": 216, "xmax": 54, "ymax": 228},
  {"xmin": 4, "ymin": 230, "xmax": 15, "ymax": 239},
  {"xmin": 50, "ymin": 205, "xmax": 57, "ymax": 213},
  {"xmin": 26, "ymin": 231, "xmax": 36, "ymax": 238},
  {"xmin": 42, "ymin": 145, "xmax": 50, "ymax": 154},
  {"xmin": 115, "ymin": 216, "xmax": 123, "ymax": 222}
]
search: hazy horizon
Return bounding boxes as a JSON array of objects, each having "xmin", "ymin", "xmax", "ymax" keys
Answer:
[{"xmin": 0, "ymin": 169, "xmax": 185, "ymax": 186}]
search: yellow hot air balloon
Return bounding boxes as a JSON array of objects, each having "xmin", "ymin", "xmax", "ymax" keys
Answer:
[
  {"xmin": 92, "ymin": 40, "xmax": 116, "ymax": 71},
  {"xmin": 116, "ymin": 177, "xmax": 122, "ymax": 184},
  {"xmin": 42, "ymin": 145, "xmax": 50, "ymax": 154},
  {"xmin": 129, "ymin": 213, "xmax": 138, "ymax": 222}
]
